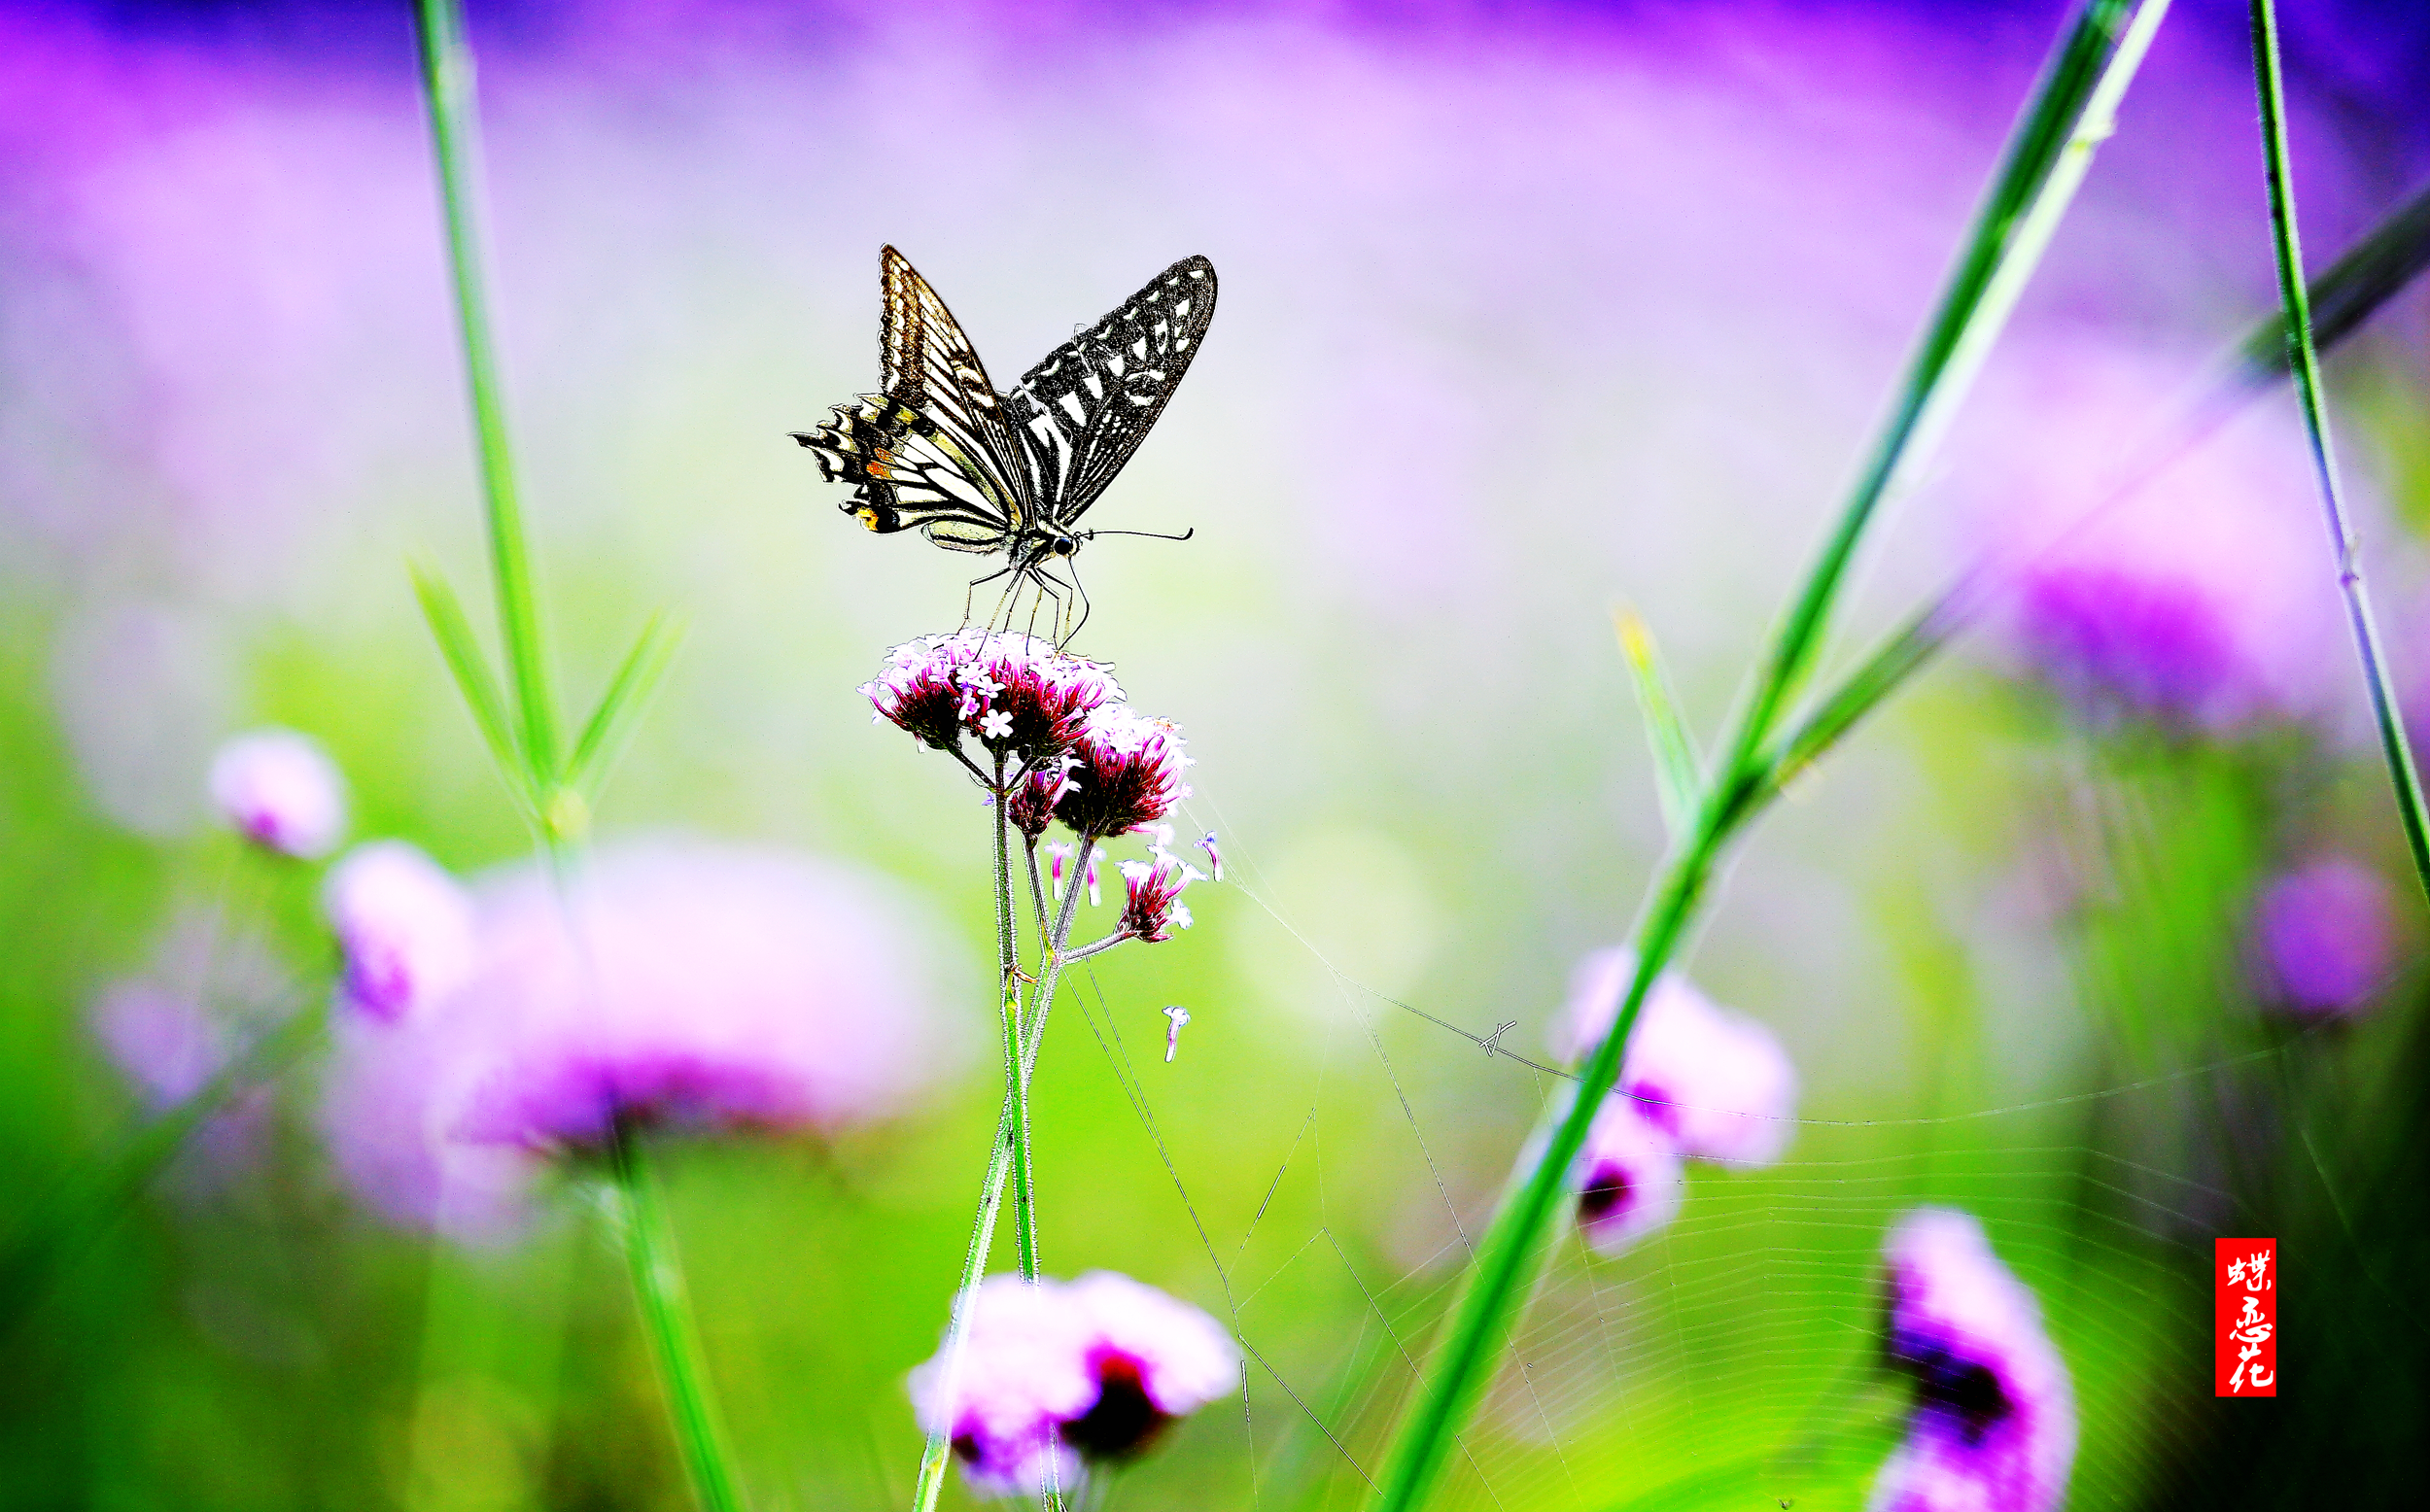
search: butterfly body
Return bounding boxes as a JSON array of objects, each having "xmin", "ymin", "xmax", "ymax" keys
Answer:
[{"xmin": 795, "ymin": 247, "xmax": 1215, "ymax": 620}]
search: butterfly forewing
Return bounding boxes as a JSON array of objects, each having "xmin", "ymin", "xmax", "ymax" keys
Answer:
[
  {"xmin": 795, "ymin": 247, "xmax": 1033, "ymax": 545},
  {"xmin": 1004, "ymin": 255, "xmax": 1217, "ymax": 525}
]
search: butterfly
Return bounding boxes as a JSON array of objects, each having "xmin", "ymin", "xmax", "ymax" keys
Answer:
[{"xmin": 793, "ymin": 247, "xmax": 1216, "ymax": 626}]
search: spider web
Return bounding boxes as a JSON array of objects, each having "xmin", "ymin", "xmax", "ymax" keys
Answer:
[{"xmin": 1017, "ymin": 772, "xmax": 2343, "ymax": 1512}]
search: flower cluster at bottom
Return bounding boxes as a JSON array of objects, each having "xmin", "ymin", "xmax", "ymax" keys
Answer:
[
  {"xmin": 1870, "ymin": 1208, "xmax": 2075, "ymax": 1512},
  {"xmin": 911, "ymin": 1272, "xmax": 1237, "ymax": 1498}
]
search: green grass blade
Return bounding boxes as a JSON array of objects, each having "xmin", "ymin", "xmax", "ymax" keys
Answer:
[
  {"xmin": 1721, "ymin": 0, "xmax": 2160, "ymax": 765},
  {"xmin": 413, "ymin": 0, "xmax": 557, "ymax": 787},
  {"xmin": 1366, "ymin": 6, "xmax": 2170, "ymax": 1507},
  {"xmin": 410, "ymin": 562, "xmax": 529, "ymax": 807},
  {"xmin": 1613, "ymin": 607, "xmax": 1702, "ymax": 837},
  {"xmin": 2249, "ymin": 0, "xmax": 2430, "ymax": 904},
  {"xmin": 565, "ymin": 611, "xmax": 682, "ymax": 799}
]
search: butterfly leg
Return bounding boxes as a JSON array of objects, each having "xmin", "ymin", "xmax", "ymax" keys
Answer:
[{"xmin": 958, "ymin": 564, "xmax": 1018, "ymax": 635}]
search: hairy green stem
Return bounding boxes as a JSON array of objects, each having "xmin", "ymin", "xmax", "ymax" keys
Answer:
[
  {"xmin": 909, "ymin": 1115, "xmax": 1015, "ymax": 1512},
  {"xmin": 2249, "ymin": 0, "xmax": 2430, "ymax": 905},
  {"xmin": 1368, "ymin": 3, "xmax": 2168, "ymax": 1505},
  {"xmin": 608, "ymin": 1124, "xmax": 745, "ymax": 1512},
  {"xmin": 412, "ymin": 0, "xmax": 557, "ymax": 786}
]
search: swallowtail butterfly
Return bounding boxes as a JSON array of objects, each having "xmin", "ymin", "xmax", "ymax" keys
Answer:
[{"xmin": 793, "ymin": 247, "xmax": 1216, "ymax": 614}]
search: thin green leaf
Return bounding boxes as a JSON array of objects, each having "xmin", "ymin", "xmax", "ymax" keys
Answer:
[
  {"xmin": 415, "ymin": 0, "xmax": 559, "ymax": 787},
  {"xmin": 2250, "ymin": 0, "xmax": 2430, "ymax": 904},
  {"xmin": 564, "ymin": 610, "xmax": 682, "ymax": 799},
  {"xmin": 1613, "ymin": 606, "xmax": 1702, "ymax": 838},
  {"xmin": 1368, "ymin": 5, "xmax": 2172, "ymax": 1507},
  {"xmin": 410, "ymin": 562, "xmax": 527, "ymax": 805},
  {"xmin": 2233, "ymin": 178, "xmax": 2430, "ymax": 391}
]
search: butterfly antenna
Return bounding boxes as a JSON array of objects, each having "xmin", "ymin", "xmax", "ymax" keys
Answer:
[{"xmin": 1082, "ymin": 527, "xmax": 1196, "ymax": 543}]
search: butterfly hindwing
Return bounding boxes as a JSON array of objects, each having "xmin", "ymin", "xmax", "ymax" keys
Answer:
[
  {"xmin": 1004, "ymin": 255, "xmax": 1216, "ymax": 526},
  {"xmin": 795, "ymin": 396, "xmax": 1014, "ymax": 549}
]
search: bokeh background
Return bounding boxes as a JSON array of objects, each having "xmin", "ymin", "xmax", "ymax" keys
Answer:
[{"xmin": 5, "ymin": 0, "xmax": 2430, "ymax": 1507}]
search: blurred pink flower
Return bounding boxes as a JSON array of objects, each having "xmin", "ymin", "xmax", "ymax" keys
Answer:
[
  {"xmin": 910, "ymin": 1270, "xmax": 1235, "ymax": 1497},
  {"xmin": 207, "ymin": 728, "xmax": 345, "ymax": 858},
  {"xmin": 324, "ymin": 841, "xmax": 477, "ymax": 1023},
  {"xmin": 319, "ymin": 837, "xmax": 961, "ymax": 1237},
  {"xmin": 1569, "ymin": 1101, "xmax": 1685, "ymax": 1256},
  {"xmin": 1871, "ymin": 1208, "xmax": 2074, "ymax": 1512},
  {"xmin": 2249, "ymin": 856, "xmax": 2397, "ymax": 1018},
  {"xmin": 1552, "ymin": 946, "xmax": 1798, "ymax": 1166}
]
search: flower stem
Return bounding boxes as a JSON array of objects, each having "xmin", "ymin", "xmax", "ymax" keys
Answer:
[
  {"xmin": 1020, "ymin": 836, "xmax": 1095, "ymax": 1081},
  {"xmin": 2248, "ymin": 0, "xmax": 2430, "ymax": 906},
  {"xmin": 608, "ymin": 1122, "xmax": 746, "ymax": 1512},
  {"xmin": 411, "ymin": 0, "xmax": 558, "ymax": 788},
  {"xmin": 1367, "ymin": 3, "xmax": 2170, "ymax": 1506},
  {"xmin": 994, "ymin": 769, "xmax": 1044, "ymax": 1283},
  {"xmin": 909, "ymin": 1113, "xmax": 1014, "ymax": 1512}
]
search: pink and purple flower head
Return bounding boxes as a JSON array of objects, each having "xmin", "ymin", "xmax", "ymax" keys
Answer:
[
  {"xmin": 1551, "ymin": 946, "xmax": 1799, "ymax": 1166},
  {"xmin": 1570, "ymin": 1100, "xmax": 1686, "ymax": 1255},
  {"xmin": 324, "ymin": 841, "xmax": 477, "ymax": 1023},
  {"xmin": 911, "ymin": 1271, "xmax": 1235, "ymax": 1497},
  {"xmin": 318, "ymin": 837, "xmax": 958, "ymax": 1237},
  {"xmin": 1870, "ymin": 1208, "xmax": 2075, "ymax": 1512},
  {"xmin": 1055, "ymin": 708, "xmax": 1194, "ymax": 840},
  {"xmin": 2248, "ymin": 856, "xmax": 2397, "ymax": 1019},
  {"xmin": 861, "ymin": 630, "xmax": 1123, "ymax": 763},
  {"xmin": 1117, "ymin": 851, "xmax": 1203, "ymax": 944},
  {"xmin": 1974, "ymin": 347, "xmax": 2344, "ymax": 733},
  {"xmin": 207, "ymin": 728, "xmax": 346, "ymax": 858}
]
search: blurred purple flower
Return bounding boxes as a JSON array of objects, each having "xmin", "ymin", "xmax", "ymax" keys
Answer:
[
  {"xmin": 1972, "ymin": 348, "xmax": 2346, "ymax": 733},
  {"xmin": 1056, "ymin": 709, "xmax": 1193, "ymax": 840},
  {"xmin": 1115, "ymin": 851, "xmax": 1202, "ymax": 944},
  {"xmin": 910, "ymin": 1271, "xmax": 1234, "ymax": 1497},
  {"xmin": 324, "ymin": 841, "xmax": 477, "ymax": 1023},
  {"xmin": 2249, "ymin": 856, "xmax": 2396, "ymax": 1018},
  {"xmin": 1552, "ymin": 946, "xmax": 1799, "ymax": 1166},
  {"xmin": 91, "ymin": 980, "xmax": 231, "ymax": 1108},
  {"xmin": 1569, "ymin": 1101, "xmax": 1685, "ymax": 1256},
  {"xmin": 88, "ymin": 975, "xmax": 277, "ymax": 1190},
  {"xmin": 207, "ymin": 728, "xmax": 345, "ymax": 858},
  {"xmin": 319, "ymin": 837, "xmax": 960, "ymax": 1236},
  {"xmin": 1871, "ymin": 1208, "xmax": 2075, "ymax": 1512}
]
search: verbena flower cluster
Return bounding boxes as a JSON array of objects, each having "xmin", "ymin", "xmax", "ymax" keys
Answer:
[
  {"xmin": 1547, "ymin": 946, "xmax": 1800, "ymax": 1254},
  {"xmin": 1870, "ymin": 1208, "xmax": 2075, "ymax": 1512},
  {"xmin": 863, "ymin": 632, "xmax": 1195, "ymax": 843},
  {"xmin": 317, "ymin": 837, "xmax": 955, "ymax": 1237},
  {"xmin": 910, "ymin": 1271, "xmax": 1236, "ymax": 1497}
]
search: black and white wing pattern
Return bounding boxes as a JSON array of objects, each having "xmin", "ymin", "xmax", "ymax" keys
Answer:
[
  {"xmin": 1003, "ymin": 256, "xmax": 1216, "ymax": 526},
  {"xmin": 792, "ymin": 247, "xmax": 1036, "ymax": 552}
]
